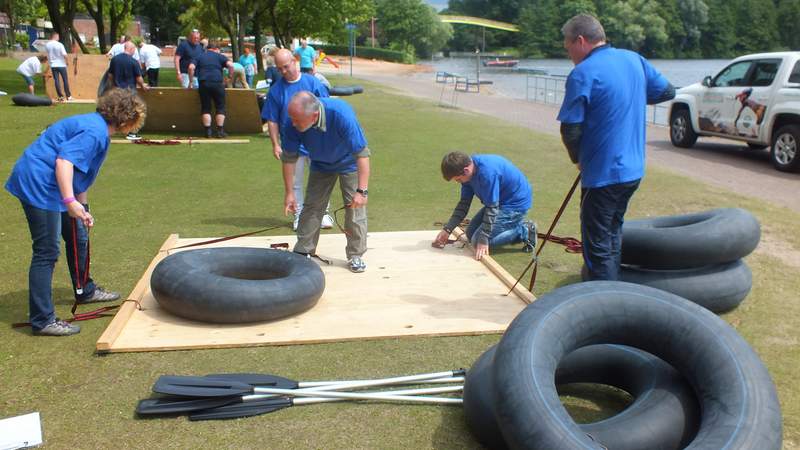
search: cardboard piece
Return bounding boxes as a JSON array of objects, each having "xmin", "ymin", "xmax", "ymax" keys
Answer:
[{"xmin": 96, "ymin": 230, "xmax": 533, "ymax": 353}]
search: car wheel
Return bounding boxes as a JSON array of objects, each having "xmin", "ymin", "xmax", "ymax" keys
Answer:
[
  {"xmin": 670, "ymin": 108, "xmax": 698, "ymax": 148},
  {"xmin": 771, "ymin": 124, "xmax": 800, "ymax": 172}
]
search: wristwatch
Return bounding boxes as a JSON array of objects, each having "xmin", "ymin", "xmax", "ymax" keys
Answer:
[{"xmin": 356, "ymin": 188, "xmax": 368, "ymax": 197}]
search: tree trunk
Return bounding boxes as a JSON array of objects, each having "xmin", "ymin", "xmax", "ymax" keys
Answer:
[
  {"xmin": 69, "ymin": 27, "xmax": 88, "ymax": 53},
  {"xmin": 109, "ymin": 0, "xmax": 131, "ymax": 46},
  {"xmin": 81, "ymin": 0, "xmax": 107, "ymax": 53}
]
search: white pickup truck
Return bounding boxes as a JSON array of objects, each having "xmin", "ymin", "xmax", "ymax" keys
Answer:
[{"xmin": 669, "ymin": 51, "xmax": 800, "ymax": 172}]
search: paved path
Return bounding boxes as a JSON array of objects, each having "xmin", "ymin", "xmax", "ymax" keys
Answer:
[{"xmin": 354, "ymin": 70, "xmax": 800, "ymax": 213}]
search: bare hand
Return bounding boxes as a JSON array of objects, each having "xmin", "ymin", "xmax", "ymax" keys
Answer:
[
  {"xmin": 273, "ymin": 145, "xmax": 283, "ymax": 160},
  {"xmin": 348, "ymin": 192, "xmax": 368, "ymax": 209},
  {"xmin": 432, "ymin": 229, "xmax": 450, "ymax": 249},
  {"xmin": 284, "ymin": 192, "xmax": 297, "ymax": 216},
  {"xmin": 475, "ymin": 243, "xmax": 489, "ymax": 260},
  {"xmin": 66, "ymin": 202, "xmax": 94, "ymax": 228}
]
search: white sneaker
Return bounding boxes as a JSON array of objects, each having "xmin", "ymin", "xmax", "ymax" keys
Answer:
[
  {"xmin": 126, "ymin": 133, "xmax": 142, "ymax": 141},
  {"xmin": 293, "ymin": 212, "xmax": 300, "ymax": 231},
  {"xmin": 321, "ymin": 214, "xmax": 334, "ymax": 229},
  {"xmin": 66, "ymin": 96, "xmax": 74, "ymax": 101}
]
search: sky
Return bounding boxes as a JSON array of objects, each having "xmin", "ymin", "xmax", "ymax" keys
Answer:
[{"xmin": 426, "ymin": 0, "xmax": 448, "ymax": 12}]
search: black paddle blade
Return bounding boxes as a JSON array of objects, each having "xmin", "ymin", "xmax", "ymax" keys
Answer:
[
  {"xmin": 153, "ymin": 375, "xmax": 254, "ymax": 397},
  {"xmin": 189, "ymin": 397, "xmax": 293, "ymax": 421},
  {"xmin": 205, "ymin": 373, "xmax": 299, "ymax": 389},
  {"xmin": 136, "ymin": 395, "xmax": 241, "ymax": 415}
]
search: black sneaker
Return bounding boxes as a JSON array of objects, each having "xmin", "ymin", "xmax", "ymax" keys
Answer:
[
  {"xmin": 216, "ymin": 128, "xmax": 227, "ymax": 138},
  {"xmin": 78, "ymin": 286, "xmax": 121, "ymax": 304},
  {"xmin": 33, "ymin": 319, "xmax": 80, "ymax": 336},
  {"xmin": 204, "ymin": 127, "xmax": 213, "ymax": 139}
]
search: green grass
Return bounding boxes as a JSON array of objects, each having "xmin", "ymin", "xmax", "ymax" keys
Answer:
[{"xmin": 1, "ymin": 56, "xmax": 799, "ymax": 448}]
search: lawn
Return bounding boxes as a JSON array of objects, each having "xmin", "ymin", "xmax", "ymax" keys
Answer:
[{"xmin": 0, "ymin": 56, "xmax": 798, "ymax": 449}]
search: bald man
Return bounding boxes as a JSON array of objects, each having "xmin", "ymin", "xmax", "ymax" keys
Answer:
[
  {"xmin": 281, "ymin": 92, "xmax": 370, "ymax": 273},
  {"xmin": 108, "ymin": 42, "xmax": 148, "ymax": 140},
  {"xmin": 175, "ymin": 30, "xmax": 203, "ymax": 89},
  {"xmin": 261, "ymin": 48, "xmax": 332, "ymax": 231}
]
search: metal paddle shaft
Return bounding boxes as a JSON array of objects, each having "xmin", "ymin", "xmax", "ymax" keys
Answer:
[
  {"xmin": 188, "ymin": 386, "xmax": 464, "ymax": 421},
  {"xmin": 138, "ymin": 377, "xmax": 464, "ymax": 415},
  {"xmin": 153, "ymin": 370, "xmax": 466, "ymax": 398}
]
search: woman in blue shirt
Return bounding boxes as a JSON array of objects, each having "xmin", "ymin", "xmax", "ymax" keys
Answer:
[
  {"xmin": 5, "ymin": 88, "xmax": 147, "ymax": 336},
  {"xmin": 238, "ymin": 46, "xmax": 257, "ymax": 88}
]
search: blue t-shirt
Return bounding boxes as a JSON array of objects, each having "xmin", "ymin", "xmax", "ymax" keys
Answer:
[
  {"xmin": 176, "ymin": 40, "xmax": 204, "ymax": 74},
  {"xmin": 262, "ymin": 73, "xmax": 329, "ymax": 155},
  {"xmin": 283, "ymin": 98, "xmax": 367, "ymax": 173},
  {"xmin": 557, "ymin": 45, "xmax": 670, "ymax": 188},
  {"xmin": 239, "ymin": 53, "xmax": 256, "ymax": 75},
  {"xmin": 5, "ymin": 112, "xmax": 110, "ymax": 212},
  {"xmin": 294, "ymin": 46, "xmax": 316, "ymax": 69},
  {"xmin": 195, "ymin": 51, "xmax": 229, "ymax": 83},
  {"xmin": 461, "ymin": 154, "xmax": 532, "ymax": 212},
  {"xmin": 108, "ymin": 53, "xmax": 141, "ymax": 89}
]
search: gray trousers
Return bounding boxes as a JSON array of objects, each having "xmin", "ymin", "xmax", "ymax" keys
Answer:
[{"xmin": 295, "ymin": 170, "xmax": 367, "ymax": 259}]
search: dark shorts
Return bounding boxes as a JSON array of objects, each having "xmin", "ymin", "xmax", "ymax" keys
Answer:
[
  {"xmin": 198, "ymin": 81, "xmax": 226, "ymax": 115},
  {"xmin": 146, "ymin": 68, "xmax": 159, "ymax": 87}
]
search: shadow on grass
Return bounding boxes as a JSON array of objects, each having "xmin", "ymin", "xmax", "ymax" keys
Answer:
[{"xmin": 0, "ymin": 287, "xmax": 76, "ymax": 332}]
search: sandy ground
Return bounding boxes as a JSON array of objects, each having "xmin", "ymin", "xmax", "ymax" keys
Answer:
[{"xmin": 321, "ymin": 57, "xmax": 800, "ymax": 268}]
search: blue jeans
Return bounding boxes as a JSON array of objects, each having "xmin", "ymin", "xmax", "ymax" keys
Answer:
[
  {"xmin": 580, "ymin": 179, "xmax": 640, "ymax": 281},
  {"xmin": 245, "ymin": 74, "xmax": 254, "ymax": 88},
  {"xmin": 466, "ymin": 208, "xmax": 529, "ymax": 247},
  {"xmin": 21, "ymin": 202, "xmax": 96, "ymax": 329},
  {"xmin": 51, "ymin": 66, "xmax": 71, "ymax": 97}
]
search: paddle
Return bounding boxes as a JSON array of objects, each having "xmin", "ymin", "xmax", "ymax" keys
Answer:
[
  {"xmin": 153, "ymin": 370, "xmax": 466, "ymax": 398},
  {"xmin": 138, "ymin": 375, "xmax": 465, "ymax": 415},
  {"xmin": 188, "ymin": 386, "xmax": 464, "ymax": 421},
  {"xmin": 204, "ymin": 372, "xmax": 465, "ymax": 389}
]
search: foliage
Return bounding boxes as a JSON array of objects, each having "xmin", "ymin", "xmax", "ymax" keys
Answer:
[
  {"xmin": 315, "ymin": 44, "xmax": 410, "ymax": 63},
  {"xmin": 375, "ymin": 0, "xmax": 452, "ymax": 59},
  {"xmin": 447, "ymin": 0, "xmax": 794, "ymax": 58},
  {"xmin": 15, "ymin": 31, "xmax": 28, "ymax": 48}
]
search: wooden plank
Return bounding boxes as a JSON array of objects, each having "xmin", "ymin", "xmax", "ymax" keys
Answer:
[
  {"xmin": 45, "ymin": 54, "xmax": 108, "ymax": 100},
  {"xmin": 110, "ymin": 139, "xmax": 250, "ymax": 145},
  {"xmin": 98, "ymin": 231, "xmax": 533, "ymax": 353},
  {"xmin": 451, "ymin": 227, "xmax": 535, "ymax": 304},
  {"xmin": 138, "ymin": 87, "xmax": 262, "ymax": 134},
  {"xmin": 95, "ymin": 234, "xmax": 179, "ymax": 353}
]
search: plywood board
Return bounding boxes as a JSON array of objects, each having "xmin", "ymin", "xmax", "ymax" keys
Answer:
[
  {"xmin": 96, "ymin": 230, "xmax": 533, "ymax": 353},
  {"xmin": 44, "ymin": 54, "xmax": 108, "ymax": 100},
  {"xmin": 110, "ymin": 139, "xmax": 250, "ymax": 145},
  {"xmin": 138, "ymin": 87, "xmax": 262, "ymax": 134}
]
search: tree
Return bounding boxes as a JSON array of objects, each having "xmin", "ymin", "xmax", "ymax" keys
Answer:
[
  {"xmin": 602, "ymin": 0, "xmax": 667, "ymax": 55},
  {"xmin": 777, "ymin": 0, "xmax": 800, "ymax": 50},
  {"xmin": 376, "ymin": 0, "xmax": 452, "ymax": 59},
  {"xmin": 517, "ymin": 0, "xmax": 560, "ymax": 58},
  {"xmin": 79, "ymin": 0, "xmax": 106, "ymax": 52},
  {"xmin": 44, "ymin": 0, "xmax": 79, "ymax": 49},
  {"xmin": 734, "ymin": 0, "xmax": 779, "ymax": 54},
  {"xmin": 134, "ymin": 0, "xmax": 193, "ymax": 46}
]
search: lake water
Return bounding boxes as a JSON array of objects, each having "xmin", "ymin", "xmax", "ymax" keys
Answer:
[
  {"xmin": 419, "ymin": 57, "xmax": 731, "ymax": 124},
  {"xmin": 421, "ymin": 57, "xmax": 730, "ymax": 98}
]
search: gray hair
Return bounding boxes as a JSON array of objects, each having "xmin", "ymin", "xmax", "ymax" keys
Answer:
[
  {"xmin": 561, "ymin": 14, "xmax": 606, "ymax": 43},
  {"xmin": 290, "ymin": 91, "xmax": 320, "ymax": 116}
]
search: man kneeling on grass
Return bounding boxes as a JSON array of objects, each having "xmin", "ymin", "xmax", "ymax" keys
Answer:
[{"xmin": 433, "ymin": 152, "xmax": 536, "ymax": 261}]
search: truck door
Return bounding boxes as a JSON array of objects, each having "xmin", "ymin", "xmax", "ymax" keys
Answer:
[
  {"xmin": 732, "ymin": 59, "xmax": 781, "ymax": 139},
  {"xmin": 697, "ymin": 60, "xmax": 754, "ymax": 136}
]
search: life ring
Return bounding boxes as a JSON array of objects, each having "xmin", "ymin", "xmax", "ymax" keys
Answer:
[
  {"xmin": 12, "ymin": 93, "xmax": 53, "ymax": 107},
  {"xmin": 464, "ymin": 344, "xmax": 699, "ymax": 450},
  {"xmin": 492, "ymin": 281, "xmax": 782, "ymax": 450},
  {"xmin": 150, "ymin": 247, "xmax": 325, "ymax": 323},
  {"xmin": 581, "ymin": 260, "xmax": 752, "ymax": 313},
  {"xmin": 621, "ymin": 208, "xmax": 760, "ymax": 269}
]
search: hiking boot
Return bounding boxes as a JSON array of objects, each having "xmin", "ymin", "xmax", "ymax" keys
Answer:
[
  {"xmin": 78, "ymin": 286, "xmax": 121, "ymax": 304},
  {"xmin": 33, "ymin": 319, "xmax": 80, "ymax": 336},
  {"xmin": 522, "ymin": 220, "xmax": 537, "ymax": 253},
  {"xmin": 321, "ymin": 214, "xmax": 334, "ymax": 229},
  {"xmin": 348, "ymin": 256, "xmax": 366, "ymax": 273}
]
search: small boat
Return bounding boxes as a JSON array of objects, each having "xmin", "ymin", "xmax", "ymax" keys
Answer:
[{"xmin": 483, "ymin": 58, "xmax": 519, "ymax": 68}]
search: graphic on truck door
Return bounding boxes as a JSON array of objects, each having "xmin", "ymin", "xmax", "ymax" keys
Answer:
[{"xmin": 698, "ymin": 59, "xmax": 778, "ymax": 138}]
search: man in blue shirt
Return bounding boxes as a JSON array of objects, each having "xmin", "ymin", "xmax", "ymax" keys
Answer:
[
  {"xmin": 557, "ymin": 14, "xmax": 675, "ymax": 280},
  {"xmin": 174, "ymin": 29, "xmax": 204, "ymax": 89},
  {"xmin": 263, "ymin": 48, "xmax": 332, "ymax": 231},
  {"xmin": 433, "ymin": 152, "xmax": 536, "ymax": 261},
  {"xmin": 281, "ymin": 92, "xmax": 370, "ymax": 273},
  {"xmin": 189, "ymin": 42, "xmax": 235, "ymax": 138},
  {"xmin": 107, "ymin": 41, "xmax": 148, "ymax": 140},
  {"xmin": 294, "ymin": 38, "xmax": 317, "ymax": 73}
]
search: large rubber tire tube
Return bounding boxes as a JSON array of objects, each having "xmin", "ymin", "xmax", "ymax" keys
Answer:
[
  {"xmin": 151, "ymin": 247, "xmax": 325, "ymax": 323},
  {"xmin": 464, "ymin": 344, "xmax": 699, "ymax": 450},
  {"xmin": 492, "ymin": 281, "xmax": 782, "ymax": 450},
  {"xmin": 581, "ymin": 260, "xmax": 752, "ymax": 313},
  {"xmin": 621, "ymin": 208, "xmax": 760, "ymax": 269},
  {"xmin": 12, "ymin": 93, "xmax": 53, "ymax": 107}
]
